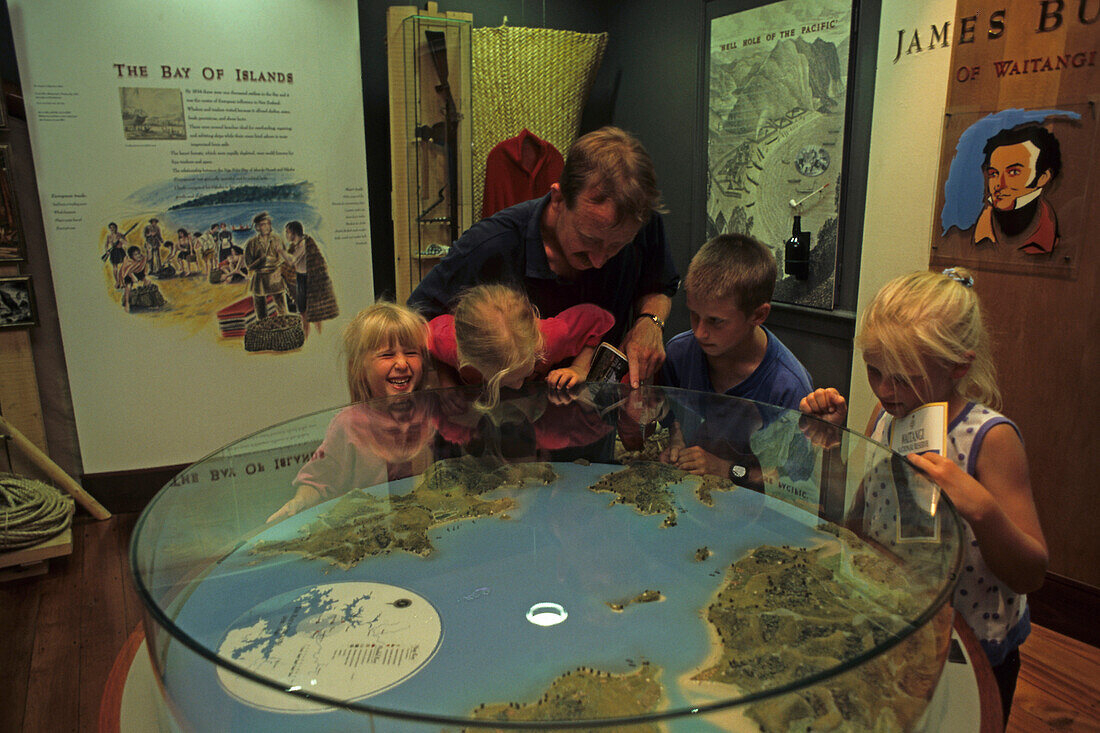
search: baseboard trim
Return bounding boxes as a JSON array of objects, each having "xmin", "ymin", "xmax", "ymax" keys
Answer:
[
  {"xmin": 83, "ymin": 465, "xmax": 188, "ymax": 515},
  {"xmin": 1028, "ymin": 572, "xmax": 1100, "ymax": 648}
]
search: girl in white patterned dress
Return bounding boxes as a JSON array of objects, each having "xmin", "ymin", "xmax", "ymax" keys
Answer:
[{"xmin": 799, "ymin": 267, "xmax": 1047, "ymax": 724}]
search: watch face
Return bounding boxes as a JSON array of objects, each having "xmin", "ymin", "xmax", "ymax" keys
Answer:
[{"xmin": 730, "ymin": 464, "xmax": 747, "ymax": 479}]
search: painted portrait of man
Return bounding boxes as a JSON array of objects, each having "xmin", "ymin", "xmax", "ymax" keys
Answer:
[
  {"xmin": 935, "ymin": 107, "xmax": 1081, "ymax": 272},
  {"xmin": 974, "ymin": 124, "xmax": 1061, "ymax": 254}
]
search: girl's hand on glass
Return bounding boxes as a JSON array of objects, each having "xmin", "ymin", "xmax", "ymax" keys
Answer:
[{"xmin": 546, "ymin": 367, "xmax": 584, "ymax": 390}]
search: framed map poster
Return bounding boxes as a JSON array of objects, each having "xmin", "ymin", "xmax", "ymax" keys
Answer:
[{"xmin": 707, "ymin": 0, "xmax": 854, "ymax": 309}]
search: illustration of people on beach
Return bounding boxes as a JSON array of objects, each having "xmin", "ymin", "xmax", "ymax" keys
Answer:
[
  {"xmin": 99, "ymin": 183, "xmax": 335, "ymax": 354},
  {"xmin": 196, "ymin": 226, "xmax": 217, "ymax": 278},
  {"xmin": 283, "ymin": 219, "xmax": 339, "ymax": 339},
  {"xmin": 101, "ymin": 221, "xmax": 137, "ymax": 287},
  {"xmin": 118, "ymin": 245, "xmax": 157, "ymax": 312},
  {"xmin": 143, "ymin": 218, "xmax": 164, "ymax": 275}
]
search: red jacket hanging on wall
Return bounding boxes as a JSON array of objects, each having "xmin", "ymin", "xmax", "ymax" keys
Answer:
[{"xmin": 481, "ymin": 129, "xmax": 564, "ymax": 220}]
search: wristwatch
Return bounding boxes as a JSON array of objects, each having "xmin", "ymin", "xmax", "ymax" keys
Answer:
[
  {"xmin": 728, "ymin": 463, "xmax": 747, "ymax": 482},
  {"xmin": 637, "ymin": 312, "xmax": 665, "ymax": 330}
]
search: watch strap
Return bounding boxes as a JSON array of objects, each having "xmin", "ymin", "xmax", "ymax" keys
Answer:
[{"xmin": 637, "ymin": 312, "xmax": 665, "ymax": 330}]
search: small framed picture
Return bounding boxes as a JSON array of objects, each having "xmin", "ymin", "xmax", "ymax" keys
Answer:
[
  {"xmin": 0, "ymin": 145, "xmax": 25, "ymax": 263},
  {"xmin": 0, "ymin": 275, "xmax": 38, "ymax": 330}
]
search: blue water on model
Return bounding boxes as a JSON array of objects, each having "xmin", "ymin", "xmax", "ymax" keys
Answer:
[
  {"xmin": 160, "ymin": 462, "xmax": 822, "ymax": 732},
  {"xmin": 155, "ymin": 201, "xmax": 321, "ymax": 241}
]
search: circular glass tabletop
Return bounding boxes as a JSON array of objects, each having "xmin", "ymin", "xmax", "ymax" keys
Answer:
[{"xmin": 131, "ymin": 384, "xmax": 963, "ymax": 731}]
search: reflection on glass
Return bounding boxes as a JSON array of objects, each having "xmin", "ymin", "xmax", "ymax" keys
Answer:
[{"xmin": 132, "ymin": 384, "xmax": 963, "ymax": 731}]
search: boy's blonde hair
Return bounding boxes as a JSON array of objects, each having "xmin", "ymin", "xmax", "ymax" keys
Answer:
[
  {"xmin": 342, "ymin": 301, "xmax": 429, "ymax": 402},
  {"xmin": 453, "ymin": 284, "xmax": 545, "ymax": 409},
  {"xmin": 685, "ymin": 233, "xmax": 776, "ymax": 313},
  {"xmin": 857, "ymin": 267, "xmax": 1000, "ymax": 409}
]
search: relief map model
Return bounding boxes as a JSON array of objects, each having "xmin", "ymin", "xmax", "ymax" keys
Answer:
[
  {"xmin": 250, "ymin": 456, "xmax": 558, "ymax": 569},
  {"xmin": 189, "ymin": 456, "xmax": 953, "ymax": 732}
]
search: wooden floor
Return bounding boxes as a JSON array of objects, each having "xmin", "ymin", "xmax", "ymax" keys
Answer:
[
  {"xmin": 1, "ymin": 513, "xmax": 143, "ymax": 732},
  {"xmin": 1, "ymin": 512, "xmax": 1097, "ymax": 732}
]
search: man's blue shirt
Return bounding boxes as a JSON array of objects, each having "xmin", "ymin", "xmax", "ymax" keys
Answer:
[{"xmin": 407, "ymin": 194, "xmax": 679, "ymax": 345}]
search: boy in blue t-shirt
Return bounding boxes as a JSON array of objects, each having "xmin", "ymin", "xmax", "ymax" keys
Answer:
[
  {"xmin": 658, "ymin": 233, "xmax": 813, "ymax": 484},
  {"xmin": 661, "ymin": 233, "xmax": 812, "ymax": 409}
]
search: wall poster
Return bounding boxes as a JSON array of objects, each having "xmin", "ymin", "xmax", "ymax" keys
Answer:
[
  {"xmin": 929, "ymin": 2, "xmax": 1098, "ymax": 278},
  {"xmin": 707, "ymin": 0, "xmax": 854, "ymax": 309},
  {"xmin": 9, "ymin": 0, "xmax": 373, "ymax": 473},
  {"xmin": 933, "ymin": 107, "xmax": 1088, "ymax": 277},
  {"xmin": 926, "ymin": 0, "xmax": 1100, "ymax": 589}
]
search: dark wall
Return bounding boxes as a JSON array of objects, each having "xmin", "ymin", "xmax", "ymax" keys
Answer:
[
  {"xmin": 356, "ymin": 1, "xmax": 705, "ymax": 325},
  {"xmin": 0, "ymin": 3, "xmax": 18, "ymax": 84},
  {"xmin": 599, "ymin": 0, "xmax": 706, "ymax": 328}
]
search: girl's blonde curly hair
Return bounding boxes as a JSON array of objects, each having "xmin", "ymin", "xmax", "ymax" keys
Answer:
[
  {"xmin": 858, "ymin": 267, "xmax": 1000, "ymax": 410},
  {"xmin": 454, "ymin": 284, "xmax": 545, "ymax": 409}
]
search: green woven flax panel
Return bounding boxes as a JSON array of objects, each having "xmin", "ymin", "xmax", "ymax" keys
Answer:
[{"xmin": 471, "ymin": 26, "xmax": 608, "ymax": 221}]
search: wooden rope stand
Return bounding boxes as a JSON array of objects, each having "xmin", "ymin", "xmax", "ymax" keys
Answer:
[{"xmin": 0, "ymin": 413, "xmax": 111, "ymax": 520}]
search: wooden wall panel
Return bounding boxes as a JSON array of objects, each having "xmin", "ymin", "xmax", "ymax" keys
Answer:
[
  {"xmin": 0, "ymin": 265, "xmax": 48, "ymax": 482},
  {"xmin": 931, "ymin": 1, "xmax": 1099, "ymax": 587},
  {"xmin": 975, "ymin": 268, "xmax": 1099, "ymax": 585}
]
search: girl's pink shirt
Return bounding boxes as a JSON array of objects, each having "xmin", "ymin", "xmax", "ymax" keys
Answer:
[{"xmin": 427, "ymin": 303, "xmax": 614, "ymax": 383}]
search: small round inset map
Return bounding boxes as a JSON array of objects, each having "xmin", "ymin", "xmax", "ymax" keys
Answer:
[
  {"xmin": 794, "ymin": 146, "xmax": 831, "ymax": 177},
  {"xmin": 216, "ymin": 582, "xmax": 442, "ymax": 712}
]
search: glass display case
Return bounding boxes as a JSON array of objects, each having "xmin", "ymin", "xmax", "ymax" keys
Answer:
[
  {"xmin": 131, "ymin": 384, "xmax": 964, "ymax": 731},
  {"xmin": 386, "ymin": 7, "xmax": 473, "ymax": 303}
]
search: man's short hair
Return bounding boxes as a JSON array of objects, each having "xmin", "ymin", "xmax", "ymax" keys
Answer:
[
  {"xmin": 252, "ymin": 211, "xmax": 272, "ymax": 227},
  {"xmin": 284, "ymin": 220, "xmax": 304, "ymax": 238},
  {"xmin": 982, "ymin": 124, "xmax": 1062, "ymax": 186},
  {"xmin": 685, "ymin": 233, "xmax": 777, "ymax": 313},
  {"xmin": 559, "ymin": 126, "xmax": 666, "ymax": 225}
]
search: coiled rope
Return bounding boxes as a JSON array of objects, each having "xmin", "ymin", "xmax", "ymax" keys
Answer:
[{"xmin": 0, "ymin": 473, "xmax": 74, "ymax": 552}]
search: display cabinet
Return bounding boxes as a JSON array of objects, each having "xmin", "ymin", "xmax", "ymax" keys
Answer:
[
  {"xmin": 386, "ymin": 4, "xmax": 473, "ymax": 303},
  {"xmin": 131, "ymin": 384, "xmax": 965, "ymax": 731}
]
